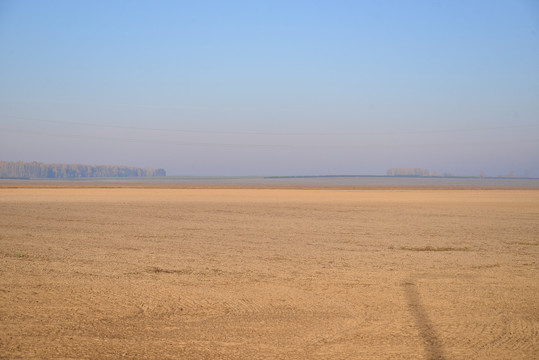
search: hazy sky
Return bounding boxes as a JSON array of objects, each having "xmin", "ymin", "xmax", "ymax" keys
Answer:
[{"xmin": 1, "ymin": 0, "xmax": 538, "ymax": 176}]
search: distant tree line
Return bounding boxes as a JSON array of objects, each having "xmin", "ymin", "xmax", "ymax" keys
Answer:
[
  {"xmin": 387, "ymin": 168, "xmax": 431, "ymax": 177},
  {"xmin": 386, "ymin": 168, "xmax": 454, "ymax": 177},
  {"xmin": 0, "ymin": 161, "xmax": 166, "ymax": 179}
]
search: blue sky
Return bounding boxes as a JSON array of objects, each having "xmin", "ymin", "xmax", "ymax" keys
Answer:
[{"xmin": 1, "ymin": 0, "xmax": 538, "ymax": 176}]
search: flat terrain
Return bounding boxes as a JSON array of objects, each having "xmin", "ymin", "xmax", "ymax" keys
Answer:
[{"xmin": 0, "ymin": 187, "xmax": 538, "ymax": 359}]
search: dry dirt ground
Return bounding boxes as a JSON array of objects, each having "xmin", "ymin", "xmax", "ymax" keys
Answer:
[{"xmin": 0, "ymin": 187, "xmax": 537, "ymax": 359}]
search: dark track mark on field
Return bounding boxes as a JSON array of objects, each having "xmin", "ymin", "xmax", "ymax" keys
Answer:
[
  {"xmin": 403, "ymin": 280, "xmax": 446, "ymax": 360},
  {"xmin": 400, "ymin": 246, "xmax": 470, "ymax": 252},
  {"xmin": 146, "ymin": 266, "xmax": 193, "ymax": 275}
]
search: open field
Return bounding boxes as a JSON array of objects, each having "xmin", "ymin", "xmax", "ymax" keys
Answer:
[
  {"xmin": 2, "ymin": 175, "xmax": 539, "ymax": 188},
  {"xmin": 0, "ymin": 186, "xmax": 538, "ymax": 359}
]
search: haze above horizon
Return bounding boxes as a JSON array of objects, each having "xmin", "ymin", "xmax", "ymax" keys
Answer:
[{"xmin": 1, "ymin": 1, "xmax": 538, "ymax": 176}]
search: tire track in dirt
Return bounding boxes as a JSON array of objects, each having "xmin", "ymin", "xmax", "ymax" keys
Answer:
[
  {"xmin": 403, "ymin": 277, "xmax": 539, "ymax": 359},
  {"xmin": 128, "ymin": 281, "xmax": 364, "ymax": 357},
  {"xmin": 443, "ymin": 317, "xmax": 539, "ymax": 355},
  {"xmin": 135, "ymin": 288, "xmax": 356, "ymax": 323}
]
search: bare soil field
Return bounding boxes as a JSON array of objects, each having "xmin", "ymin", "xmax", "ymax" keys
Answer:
[{"xmin": 0, "ymin": 187, "xmax": 538, "ymax": 359}]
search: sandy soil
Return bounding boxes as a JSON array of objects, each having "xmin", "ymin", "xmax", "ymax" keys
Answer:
[{"xmin": 0, "ymin": 187, "xmax": 537, "ymax": 359}]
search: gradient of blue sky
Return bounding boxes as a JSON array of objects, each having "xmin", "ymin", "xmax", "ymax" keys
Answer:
[{"xmin": 1, "ymin": 0, "xmax": 538, "ymax": 176}]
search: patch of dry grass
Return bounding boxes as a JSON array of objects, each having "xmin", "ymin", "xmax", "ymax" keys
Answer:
[
  {"xmin": 512, "ymin": 241, "xmax": 538, "ymax": 246},
  {"xmin": 471, "ymin": 263, "xmax": 501, "ymax": 269},
  {"xmin": 399, "ymin": 246, "xmax": 470, "ymax": 252},
  {"xmin": 146, "ymin": 266, "xmax": 193, "ymax": 275}
]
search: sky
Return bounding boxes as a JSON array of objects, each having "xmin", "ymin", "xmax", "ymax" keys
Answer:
[{"xmin": 1, "ymin": 0, "xmax": 538, "ymax": 176}]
